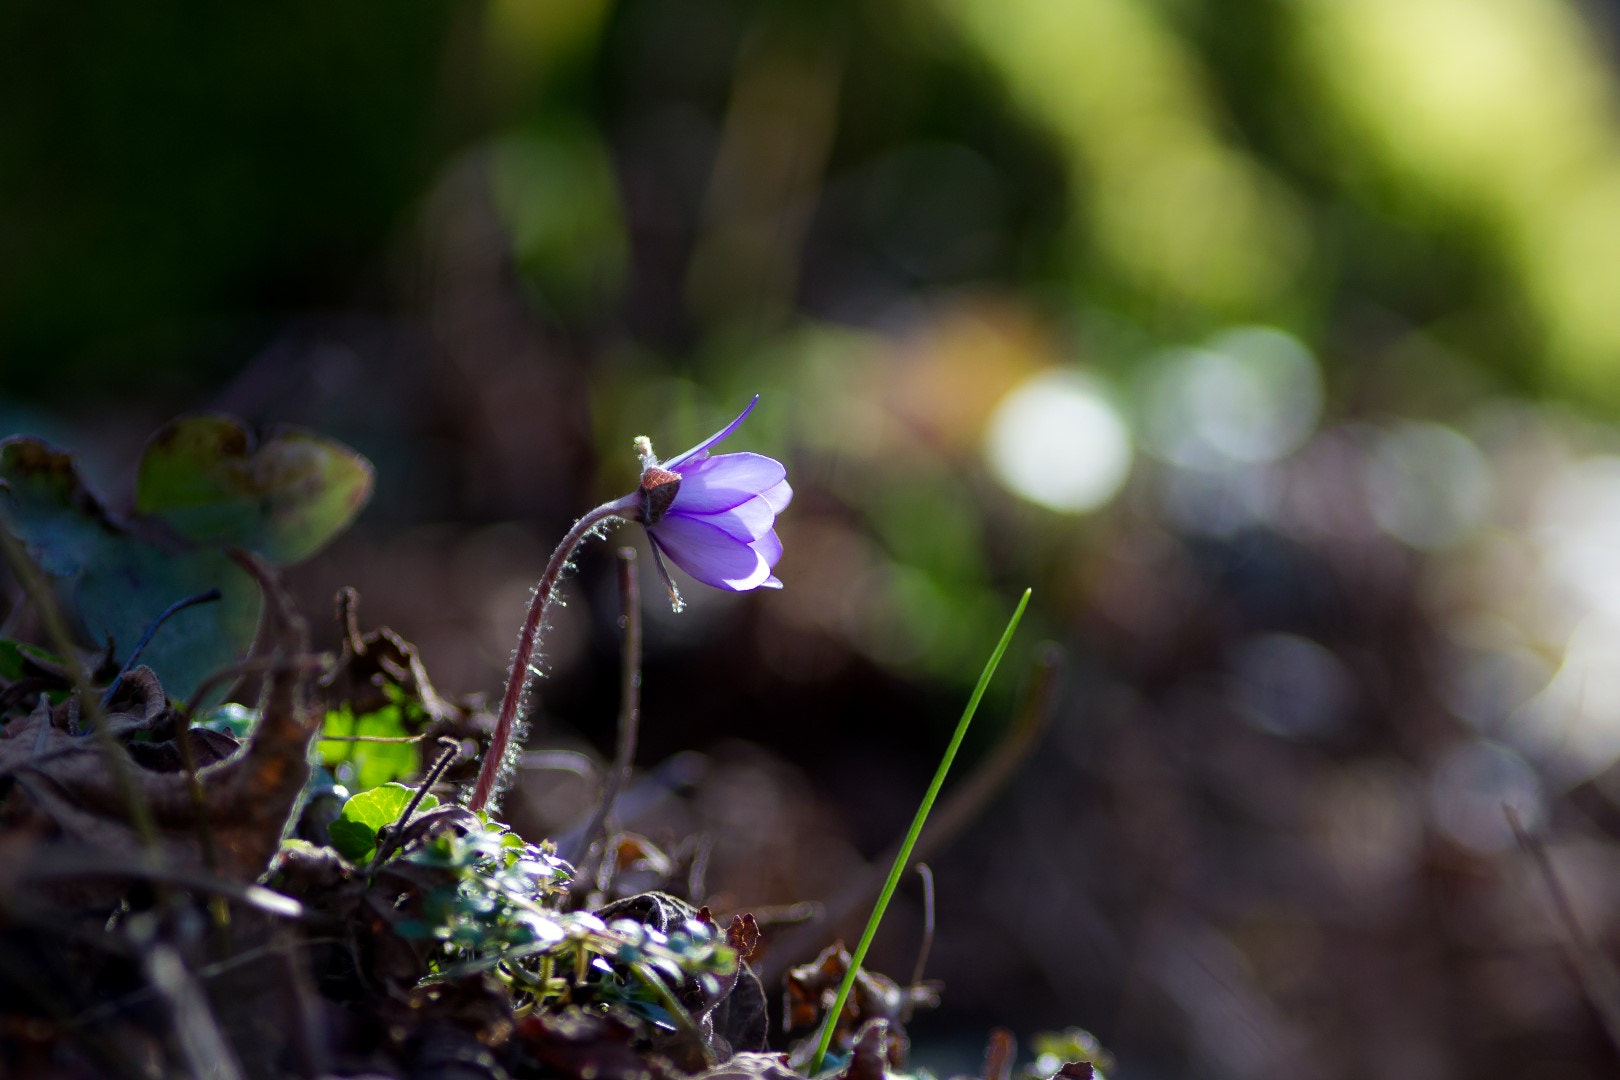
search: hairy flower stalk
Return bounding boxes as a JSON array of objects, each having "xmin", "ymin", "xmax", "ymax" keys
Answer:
[
  {"xmin": 468, "ymin": 397, "xmax": 789, "ymax": 813},
  {"xmin": 468, "ymin": 493, "xmax": 637, "ymax": 813}
]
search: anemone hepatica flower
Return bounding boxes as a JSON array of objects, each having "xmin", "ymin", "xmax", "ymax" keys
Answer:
[
  {"xmin": 633, "ymin": 395, "xmax": 791, "ymax": 610},
  {"xmin": 470, "ymin": 394, "xmax": 787, "ymax": 812}
]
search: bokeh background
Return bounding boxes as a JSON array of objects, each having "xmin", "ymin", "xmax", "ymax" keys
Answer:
[{"xmin": 6, "ymin": 1, "xmax": 1620, "ymax": 1076}]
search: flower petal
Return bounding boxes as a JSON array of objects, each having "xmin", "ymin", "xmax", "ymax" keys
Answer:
[
  {"xmin": 664, "ymin": 396, "xmax": 760, "ymax": 470},
  {"xmin": 750, "ymin": 527, "xmax": 783, "ymax": 568},
  {"xmin": 670, "ymin": 452, "xmax": 786, "ymax": 514},
  {"xmin": 758, "ymin": 477, "xmax": 792, "ymax": 514},
  {"xmin": 648, "ymin": 513, "xmax": 773, "ymax": 591},
  {"xmin": 671, "ymin": 492, "xmax": 776, "ymax": 541}
]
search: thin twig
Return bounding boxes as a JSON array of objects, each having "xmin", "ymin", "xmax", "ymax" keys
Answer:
[
  {"xmin": 1507, "ymin": 805, "xmax": 1620, "ymax": 1055},
  {"xmin": 520, "ymin": 750, "xmax": 601, "ymax": 777},
  {"xmin": 178, "ymin": 653, "xmax": 331, "ymax": 723},
  {"xmin": 743, "ymin": 901, "xmax": 821, "ymax": 928},
  {"xmin": 100, "ymin": 588, "xmax": 222, "ymax": 706},
  {"xmin": 904, "ymin": 862, "xmax": 936, "ymax": 1020},
  {"xmin": 686, "ymin": 834, "xmax": 713, "ymax": 903},
  {"xmin": 400, "ymin": 737, "xmax": 461, "ymax": 826},
  {"xmin": 374, "ymin": 737, "xmax": 462, "ymax": 866},
  {"xmin": 276, "ymin": 924, "xmax": 330, "ymax": 1078},
  {"xmin": 318, "ymin": 733, "xmax": 430, "ymax": 744},
  {"xmin": 142, "ymin": 939, "xmax": 246, "ymax": 1080},
  {"xmin": 67, "ymin": 934, "xmax": 344, "ymax": 1029},
  {"xmin": 571, "ymin": 547, "xmax": 642, "ymax": 868},
  {"xmin": 17, "ymin": 848, "xmax": 308, "ymax": 921}
]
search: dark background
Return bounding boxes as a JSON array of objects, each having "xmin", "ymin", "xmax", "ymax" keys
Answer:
[{"xmin": 6, "ymin": 2, "xmax": 1620, "ymax": 1076}]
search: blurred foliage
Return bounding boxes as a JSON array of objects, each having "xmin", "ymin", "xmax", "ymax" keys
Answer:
[
  {"xmin": 0, "ymin": 419, "xmax": 369, "ymax": 700},
  {"xmin": 136, "ymin": 415, "xmax": 374, "ymax": 564},
  {"xmin": 10, "ymin": 0, "xmax": 1620, "ymax": 400},
  {"xmin": 318, "ymin": 697, "xmax": 424, "ymax": 792},
  {"xmin": 0, "ymin": 1, "xmax": 458, "ymax": 394}
]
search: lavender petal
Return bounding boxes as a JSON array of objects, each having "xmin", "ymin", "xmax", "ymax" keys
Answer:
[
  {"xmin": 757, "ymin": 477, "xmax": 792, "ymax": 514},
  {"xmin": 663, "ymin": 396, "xmax": 760, "ymax": 470},
  {"xmin": 749, "ymin": 527, "xmax": 783, "ymax": 568},
  {"xmin": 649, "ymin": 512, "xmax": 774, "ymax": 591},
  {"xmin": 669, "ymin": 493, "xmax": 776, "ymax": 542},
  {"xmin": 670, "ymin": 451, "xmax": 787, "ymax": 513}
]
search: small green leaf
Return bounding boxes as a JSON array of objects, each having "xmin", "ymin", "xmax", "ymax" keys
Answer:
[
  {"xmin": 329, "ymin": 783, "xmax": 440, "ymax": 863},
  {"xmin": 318, "ymin": 703, "xmax": 420, "ymax": 790},
  {"xmin": 195, "ymin": 702, "xmax": 258, "ymax": 738},
  {"xmin": 0, "ymin": 639, "xmax": 65, "ymax": 681},
  {"xmin": 1030, "ymin": 1028, "xmax": 1115, "ymax": 1079},
  {"xmin": 0, "ymin": 639, "xmax": 71, "ymax": 708},
  {"xmin": 136, "ymin": 415, "xmax": 374, "ymax": 566}
]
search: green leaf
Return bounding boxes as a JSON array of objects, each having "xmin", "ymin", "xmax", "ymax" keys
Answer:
[
  {"xmin": 194, "ymin": 702, "xmax": 258, "ymax": 738},
  {"xmin": 0, "ymin": 639, "xmax": 65, "ymax": 681},
  {"xmin": 0, "ymin": 438, "xmax": 119, "ymax": 578},
  {"xmin": 810, "ymin": 587, "xmax": 1032, "ymax": 1074},
  {"xmin": 318, "ymin": 703, "xmax": 419, "ymax": 790},
  {"xmin": 0, "ymin": 639, "xmax": 71, "ymax": 708},
  {"xmin": 75, "ymin": 544, "xmax": 260, "ymax": 703},
  {"xmin": 136, "ymin": 415, "xmax": 374, "ymax": 566},
  {"xmin": 1030, "ymin": 1028, "xmax": 1114, "ymax": 1079},
  {"xmin": 329, "ymin": 783, "xmax": 439, "ymax": 863},
  {"xmin": 0, "ymin": 436, "xmax": 261, "ymax": 703}
]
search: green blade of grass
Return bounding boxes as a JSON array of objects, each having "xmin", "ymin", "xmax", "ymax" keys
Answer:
[{"xmin": 808, "ymin": 587, "xmax": 1032, "ymax": 1074}]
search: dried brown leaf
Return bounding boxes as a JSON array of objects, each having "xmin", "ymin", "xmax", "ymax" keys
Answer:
[
  {"xmin": 514, "ymin": 1007, "xmax": 681, "ymax": 1080},
  {"xmin": 783, "ymin": 944, "xmax": 936, "ymax": 1068},
  {"xmin": 835, "ymin": 1020, "xmax": 894, "ymax": 1080},
  {"xmin": 983, "ymin": 1028, "xmax": 1015, "ymax": 1080}
]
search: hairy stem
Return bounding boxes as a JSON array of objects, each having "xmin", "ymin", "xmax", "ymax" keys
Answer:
[{"xmin": 469, "ymin": 496, "xmax": 638, "ymax": 813}]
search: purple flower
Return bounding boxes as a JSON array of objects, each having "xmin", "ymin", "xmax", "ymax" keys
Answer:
[{"xmin": 635, "ymin": 396, "xmax": 790, "ymax": 608}]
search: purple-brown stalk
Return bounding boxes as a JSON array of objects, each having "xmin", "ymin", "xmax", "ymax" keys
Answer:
[
  {"xmin": 468, "ymin": 396, "xmax": 789, "ymax": 814},
  {"xmin": 468, "ymin": 494, "xmax": 640, "ymax": 813}
]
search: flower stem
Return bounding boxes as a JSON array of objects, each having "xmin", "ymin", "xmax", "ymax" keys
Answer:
[
  {"xmin": 571, "ymin": 547, "xmax": 641, "ymax": 869},
  {"xmin": 469, "ymin": 496, "xmax": 639, "ymax": 814},
  {"xmin": 807, "ymin": 588, "xmax": 1031, "ymax": 1074}
]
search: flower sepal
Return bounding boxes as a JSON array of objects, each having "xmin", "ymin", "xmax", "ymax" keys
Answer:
[{"xmin": 638, "ymin": 466, "xmax": 682, "ymax": 527}]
